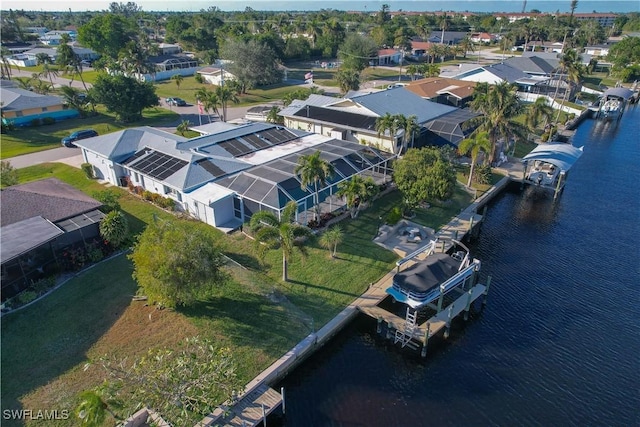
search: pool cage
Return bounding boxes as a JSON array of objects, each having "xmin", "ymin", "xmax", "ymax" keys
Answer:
[{"xmin": 216, "ymin": 139, "xmax": 395, "ymax": 225}]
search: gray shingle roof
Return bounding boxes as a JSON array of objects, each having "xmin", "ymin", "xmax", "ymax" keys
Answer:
[
  {"xmin": 504, "ymin": 56, "xmax": 557, "ymax": 75},
  {"xmin": 0, "ymin": 178, "xmax": 102, "ymax": 226},
  {"xmin": 0, "ymin": 87, "xmax": 64, "ymax": 112}
]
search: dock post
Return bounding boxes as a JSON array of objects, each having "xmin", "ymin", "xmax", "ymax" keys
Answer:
[
  {"xmin": 554, "ymin": 173, "xmax": 565, "ymax": 200},
  {"xmin": 444, "ymin": 305, "xmax": 453, "ymax": 339},
  {"xmin": 386, "ymin": 321, "xmax": 392, "ymax": 339},
  {"xmin": 464, "ymin": 288, "xmax": 473, "ymax": 321},
  {"xmin": 482, "ymin": 206, "xmax": 487, "ymax": 219},
  {"xmin": 454, "ymin": 230, "xmax": 459, "ymax": 241},
  {"xmin": 421, "ymin": 323, "xmax": 431, "ymax": 358},
  {"xmin": 281, "ymin": 387, "xmax": 286, "ymax": 415},
  {"xmin": 482, "ymin": 276, "xmax": 492, "ymax": 308},
  {"xmin": 262, "ymin": 403, "xmax": 267, "ymax": 427},
  {"xmin": 441, "ymin": 240, "xmax": 446, "ymax": 253},
  {"xmin": 376, "ymin": 317, "xmax": 382, "ymax": 334},
  {"xmin": 468, "ymin": 217, "xmax": 473, "ymax": 233},
  {"xmin": 436, "ymin": 291, "xmax": 444, "ymax": 313}
]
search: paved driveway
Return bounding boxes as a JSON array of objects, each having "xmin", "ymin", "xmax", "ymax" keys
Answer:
[{"xmin": 6, "ymin": 147, "xmax": 84, "ymax": 169}]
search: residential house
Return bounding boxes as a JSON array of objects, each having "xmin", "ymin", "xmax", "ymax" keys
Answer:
[
  {"xmin": 470, "ymin": 32, "xmax": 496, "ymax": 44},
  {"xmin": 139, "ymin": 54, "xmax": 200, "ymax": 82},
  {"xmin": 74, "ymin": 123, "xmax": 394, "ymax": 230},
  {"xmin": 427, "ymin": 31, "xmax": 468, "ymax": 45},
  {"xmin": 197, "ymin": 66, "xmax": 236, "ymax": 86},
  {"xmin": 156, "ymin": 43, "xmax": 182, "ymax": 55},
  {"xmin": 583, "ymin": 44, "xmax": 611, "ymax": 57},
  {"xmin": 410, "ymin": 40, "xmax": 432, "ymax": 58},
  {"xmin": 1, "ymin": 42, "xmax": 33, "ymax": 54},
  {"xmin": 6, "ymin": 46, "xmax": 99, "ymax": 67},
  {"xmin": 1, "ymin": 178, "xmax": 105, "ymax": 300},
  {"xmin": 406, "ymin": 77, "xmax": 478, "ymax": 108},
  {"xmin": 1, "ymin": 86, "xmax": 79, "ymax": 126},
  {"xmin": 39, "ymin": 30, "xmax": 76, "ymax": 46},
  {"xmin": 279, "ymin": 89, "xmax": 477, "ymax": 151},
  {"xmin": 375, "ymin": 49, "xmax": 402, "ymax": 66}
]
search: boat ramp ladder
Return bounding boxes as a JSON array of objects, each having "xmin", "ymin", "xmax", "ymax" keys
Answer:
[{"xmin": 394, "ymin": 307, "xmax": 419, "ymax": 349}]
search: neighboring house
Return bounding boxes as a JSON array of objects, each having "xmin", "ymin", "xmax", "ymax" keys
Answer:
[
  {"xmin": 427, "ymin": 31, "xmax": 468, "ymax": 45},
  {"xmin": 5, "ymin": 46, "xmax": 99, "ymax": 67},
  {"xmin": 375, "ymin": 49, "xmax": 402, "ymax": 66},
  {"xmin": 504, "ymin": 56, "xmax": 557, "ymax": 77},
  {"xmin": 1, "ymin": 42, "xmax": 33, "ymax": 54},
  {"xmin": 74, "ymin": 123, "xmax": 394, "ymax": 230},
  {"xmin": 470, "ymin": 32, "xmax": 496, "ymax": 44},
  {"xmin": 410, "ymin": 40, "xmax": 432, "ymax": 58},
  {"xmin": 406, "ymin": 77, "xmax": 478, "ymax": 108},
  {"xmin": 244, "ymin": 105, "xmax": 274, "ymax": 122},
  {"xmin": 23, "ymin": 26, "xmax": 49, "ymax": 37},
  {"xmin": 156, "ymin": 43, "xmax": 181, "ymax": 55},
  {"xmin": 0, "ymin": 178, "xmax": 105, "ymax": 300},
  {"xmin": 196, "ymin": 66, "xmax": 236, "ymax": 85},
  {"xmin": 39, "ymin": 30, "xmax": 76, "ymax": 46},
  {"xmin": 452, "ymin": 62, "xmax": 529, "ymax": 85},
  {"xmin": 0, "ymin": 87, "xmax": 79, "ymax": 126},
  {"xmin": 137, "ymin": 54, "xmax": 200, "ymax": 82},
  {"xmin": 584, "ymin": 44, "xmax": 611, "ymax": 56},
  {"xmin": 279, "ymin": 89, "xmax": 476, "ymax": 151}
]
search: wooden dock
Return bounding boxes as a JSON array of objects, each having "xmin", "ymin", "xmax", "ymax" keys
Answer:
[{"xmin": 199, "ymin": 383, "xmax": 282, "ymax": 427}]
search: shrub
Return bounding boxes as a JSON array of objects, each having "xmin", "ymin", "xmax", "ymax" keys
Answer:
[
  {"xmin": 81, "ymin": 163, "xmax": 95, "ymax": 179},
  {"xmin": 194, "ymin": 72, "xmax": 204, "ymax": 84},
  {"xmin": 160, "ymin": 197, "xmax": 175, "ymax": 210},
  {"xmin": 474, "ymin": 164, "xmax": 492, "ymax": 185},
  {"xmin": 31, "ymin": 276, "xmax": 56, "ymax": 295},
  {"xmin": 133, "ymin": 186, "xmax": 144, "ymax": 195},
  {"xmin": 18, "ymin": 291, "xmax": 38, "ymax": 305},
  {"xmin": 150, "ymin": 193, "xmax": 162, "ymax": 204},
  {"xmin": 30, "ymin": 118, "xmax": 42, "ymax": 127},
  {"xmin": 42, "ymin": 117, "xmax": 56, "ymax": 125},
  {"xmin": 87, "ymin": 245, "xmax": 105, "ymax": 263},
  {"xmin": 142, "ymin": 190, "xmax": 154, "ymax": 201},
  {"xmin": 386, "ymin": 206, "xmax": 402, "ymax": 225}
]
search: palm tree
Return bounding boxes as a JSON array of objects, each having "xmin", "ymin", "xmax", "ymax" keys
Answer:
[
  {"xmin": 14, "ymin": 76, "xmax": 33, "ymax": 90},
  {"xmin": 171, "ymin": 74, "xmax": 184, "ymax": 90},
  {"xmin": 215, "ymin": 85, "xmax": 239, "ymax": 122},
  {"xmin": 398, "ymin": 114, "xmax": 419, "ymax": 153},
  {"xmin": 375, "ymin": 113, "xmax": 400, "ymax": 153},
  {"xmin": 526, "ymin": 97, "xmax": 554, "ymax": 131},
  {"xmin": 337, "ymin": 174, "xmax": 378, "ymax": 218},
  {"xmin": 176, "ymin": 120, "xmax": 191, "ymax": 136},
  {"xmin": 406, "ymin": 64, "xmax": 418, "ymax": 81},
  {"xmin": 294, "ymin": 151, "xmax": 335, "ymax": 221},
  {"xmin": 458, "ymin": 131, "xmax": 491, "ymax": 187},
  {"xmin": 0, "ymin": 46, "xmax": 13, "ymax": 80},
  {"xmin": 334, "ymin": 69, "xmax": 360, "ymax": 94},
  {"xmin": 75, "ymin": 390, "xmax": 120, "ymax": 427},
  {"xmin": 551, "ymin": 49, "xmax": 583, "ymax": 124},
  {"xmin": 459, "ymin": 36, "xmax": 474, "ymax": 59},
  {"xmin": 266, "ymin": 106, "xmax": 283, "ymax": 124},
  {"xmin": 59, "ymin": 85, "xmax": 87, "ymax": 116},
  {"xmin": 319, "ymin": 225, "xmax": 343, "ymax": 258},
  {"xmin": 470, "ymin": 81, "xmax": 524, "ymax": 163},
  {"xmin": 249, "ymin": 201, "xmax": 313, "ymax": 282},
  {"xmin": 36, "ymin": 53, "xmax": 58, "ymax": 88},
  {"xmin": 439, "ymin": 13, "xmax": 450, "ymax": 44},
  {"xmin": 195, "ymin": 88, "xmax": 219, "ymax": 123}
]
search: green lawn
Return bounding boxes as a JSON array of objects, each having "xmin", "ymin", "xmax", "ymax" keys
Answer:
[{"xmin": 1, "ymin": 107, "xmax": 179, "ymax": 159}]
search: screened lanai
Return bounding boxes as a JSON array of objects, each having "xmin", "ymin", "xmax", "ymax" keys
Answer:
[
  {"xmin": 424, "ymin": 108, "xmax": 479, "ymax": 147},
  {"xmin": 215, "ymin": 138, "xmax": 394, "ymax": 224}
]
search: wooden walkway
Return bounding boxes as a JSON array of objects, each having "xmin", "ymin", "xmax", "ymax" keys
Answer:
[{"xmin": 199, "ymin": 384, "xmax": 282, "ymax": 427}]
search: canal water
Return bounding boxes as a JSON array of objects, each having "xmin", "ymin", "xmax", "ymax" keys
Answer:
[{"xmin": 276, "ymin": 105, "xmax": 640, "ymax": 426}]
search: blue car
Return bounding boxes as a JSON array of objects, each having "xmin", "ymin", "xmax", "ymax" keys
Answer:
[{"xmin": 61, "ymin": 129, "xmax": 98, "ymax": 148}]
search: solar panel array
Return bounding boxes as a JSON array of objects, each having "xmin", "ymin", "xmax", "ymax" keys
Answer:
[
  {"xmin": 216, "ymin": 127, "xmax": 298, "ymax": 158},
  {"xmin": 128, "ymin": 151, "xmax": 188, "ymax": 181},
  {"xmin": 196, "ymin": 159, "xmax": 226, "ymax": 177}
]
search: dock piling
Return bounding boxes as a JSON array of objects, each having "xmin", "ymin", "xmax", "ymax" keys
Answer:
[
  {"xmin": 281, "ymin": 387, "xmax": 285, "ymax": 415},
  {"xmin": 261, "ymin": 404, "xmax": 266, "ymax": 427},
  {"xmin": 421, "ymin": 323, "xmax": 431, "ymax": 357},
  {"xmin": 444, "ymin": 305, "xmax": 453, "ymax": 339},
  {"xmin": 376, "ymin": 317, "xmax": 382, "ymax": 334},
  {"xmin": 464, "ymin": 288, "xmax": 474, "ymax": 321},
  {"xmin": 482, "ymin": 276, "xmax": 492, "ymax": 308},
  {"xmin": 386, "ymin": 321, "xmax": 392, "ymax": 339}
]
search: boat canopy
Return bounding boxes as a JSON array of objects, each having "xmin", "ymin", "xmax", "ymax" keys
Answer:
[
  {"xmin": 522, "ymin": 143, "xmax": 584, "ymax": 172},
  {"xmin": 393, "ymin": 253, "xmax": 460, "ymax": 293},
  {"xmin": 602, "ymin": 87, "xmax": 634, "ymax": 100}
]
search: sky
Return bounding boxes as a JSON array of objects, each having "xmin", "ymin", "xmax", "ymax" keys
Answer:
[{"xmin": 1, "ymin": 0, "xmax": 638, "ymax": 13}]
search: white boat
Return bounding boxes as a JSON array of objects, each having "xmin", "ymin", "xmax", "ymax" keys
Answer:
[
  {"xmin": 386, "ymin": 241, "xmax": 481, "ymax": 310},
  {"xmin": 596, "ymin": 87, "xmax": 634, "ymax": 121}
]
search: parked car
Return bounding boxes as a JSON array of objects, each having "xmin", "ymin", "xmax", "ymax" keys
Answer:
[
  {"xmin": 80, "ymin": 60, "xmax": 93, "ymax": 67},
  {"xmin": 166, "ymin": 97, "xmax": 187, "ymax": 106},
  {"xmin": 61, "ymin": 129, "xmax": 98, "ymax": 148}
]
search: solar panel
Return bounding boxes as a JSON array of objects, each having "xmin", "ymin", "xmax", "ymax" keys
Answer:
[
  {"xmin": 219, "ymin": 140, "xmax": 253, "ymax": 157},
  {"xmin": 127, "ymin": 150, "xmax": 188, "ymax": 181},
  {"xmin": 241, "ymin": 134, "xmax": 271, "ymax": 149},
  {"xmin": 123, "ymin": 150, "xmax": 147, "ymax": 165},
  {"xmin": 196, "ymin": 159, "xmax": 226, "ymax": 177}
]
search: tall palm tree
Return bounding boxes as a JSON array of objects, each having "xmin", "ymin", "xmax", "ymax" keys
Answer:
[
  {"xmin": 215, "ymin": 85, "xmax": 239, "ymax": 122},
  {"xmin": 459, "ymin": 36, "xmax": 474, "ymax": 59},
  {"xmin": 249, "ymin": 201, "xmax": 313, "ymax": 282},
  {"xmin": 195, "ymin": 88, "xmax": 219, "ymax": 123},
  {"xmin": 171, "ymin": 74, "xmax": 184, "ymax": 90},
  {"xmin": 526, "ymin": 97, "xmax": 554, "ymax": 131},
  {"xmin": 294, "ymin": 151, "xmax": 335, "ymax": 221},
  {"xmin": 375, "ymin": 113, "xmax": 400, "ymax": 152},
  {"xmin": 36, "ymin": 53, "xmax": 58, "ymax": 88},
  {"xmin": 551, "ymin": 49, "xmax": 583, "ymax": 123},
  {"xmin": 0, "ymin": 46, "xmax": 13, "ymax": 80},
  {"xmin": 59, "ymin": 85, "xmax": 87, "ymax": 116},
  {"xmin": 406, "ymin": 64, "xmax": 418, "ymax": 81},
  {"xmin": 458, "ymin": 131, "xmax": 491, "ymax": 187},
  {"xmin": 337, "ymin": 174, "xmax": 378, "ymax": 218},
  {"xmin": 319, "ymin": 225, "xmax": 343, "ymax": 258},
  {"xmin": 439, "ymin": 13, "xmax": 450, "ymax": 44},
  {"xmin": 398, "ymin": 114, "xmax": 419, "ymax": 153},
  {"xmin": 470, "ymin": 81, "xmax": 524, "ymax": 163}
]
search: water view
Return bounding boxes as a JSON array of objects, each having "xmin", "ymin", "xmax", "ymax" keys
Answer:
[{"xmin": 276, "ymin": 105, "xmax": 640, "ymax": 426}]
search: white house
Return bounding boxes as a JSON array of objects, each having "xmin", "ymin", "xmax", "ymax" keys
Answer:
[{"xmin": 196, "ymin": 66, "xmax": 236, "ymax": 86}]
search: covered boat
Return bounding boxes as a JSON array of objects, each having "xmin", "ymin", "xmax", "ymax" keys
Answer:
[
  {"xmin": 386, "ymin": 242, "xmax": 481, "ymax": 309},
  {"xmin": 596, "ymin": 87, "xmax": 634, "ymax": 121},
  {"xmin": 522, "ymin": 143, "xmax": 583, "ymax": 198}
]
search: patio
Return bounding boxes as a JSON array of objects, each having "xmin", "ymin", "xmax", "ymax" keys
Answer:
[{"xmin": 373, "ymin": 219, "xmax": 436, "ymax": 257}]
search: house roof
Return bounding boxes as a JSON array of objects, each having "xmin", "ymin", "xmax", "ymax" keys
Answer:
[
  {"xmin": 0, "ymin": 178, "xmax": 102, "ymax": 227},
  {"xmin": 428, "ymin": 31, "xmax": 468, "ymax": 43},
  {"xmin": 406, "ymin": 77, "xmax": 477, "ymax": 100},
  {"xmin": 0, "ymin": 87, "xmax": 64, "ymax": 112},
  {"xmin": 410, "ymin": 41, "xmax": 432, "ymax": 50},
  {"xmin": 522, "ymin": 51, "xmax": 560, "ymax": 69},
  {"xmin": 504, "ymin": 56, "xmax": 557, "ymax": 75},
  {"xmin": 148, "ymin": 54, "xmax": 197, "ymax": 65},
  {"xmin": 347, "ymin": 88, "xmax": 457, "ymax": 124},
  {"xmin": 454, "ymin": 62, "xmax": 529, "ymax": 83},
  {"xmin": 378, "ymin": 48, "xmax": 399, "ymax": 56},
  {"xmin": 1, "ymin": 216, "xmax": 64, "ymax": 264},
  {"xmin": 292, "ymin": 105, "xmax": 378, "ymax": 131}
]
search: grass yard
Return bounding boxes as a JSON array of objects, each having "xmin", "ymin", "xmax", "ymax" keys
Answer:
[
  {"xmin": 1, "ymin": 107, "xmax": 179, "ymax": 159},
  {"xmin": 2, "ymin": 162, "xmax": 475, "ymax": 425}
]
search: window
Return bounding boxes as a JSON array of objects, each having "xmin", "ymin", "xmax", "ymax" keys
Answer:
[
  {"xmin": 42, "ymin": 107, "xmax": 48, "ymax": 112},
  {"xmin": 15, "ymin": 111, "xmax": 23, "ymax": 117}
]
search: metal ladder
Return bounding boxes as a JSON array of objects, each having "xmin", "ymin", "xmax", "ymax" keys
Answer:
[{"xmin": 394, "ymin": 307, "xmax": 418, "ymax": 349}]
